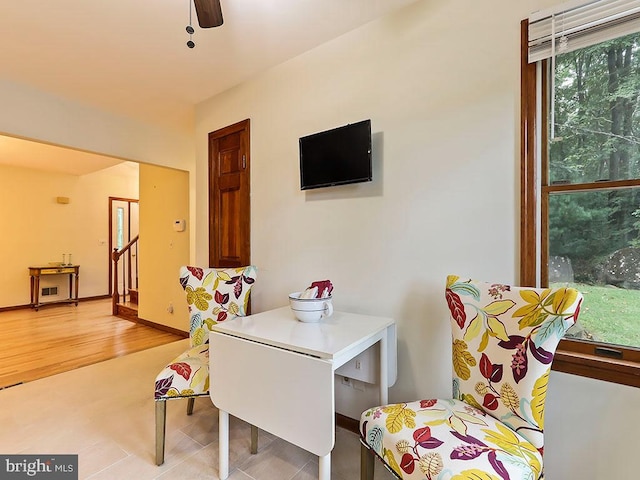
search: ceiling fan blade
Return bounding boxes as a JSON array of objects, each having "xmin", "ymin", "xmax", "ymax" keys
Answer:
[{"xmin": 193, "ymin": 0, "xmax": 223, "ymax": 28}]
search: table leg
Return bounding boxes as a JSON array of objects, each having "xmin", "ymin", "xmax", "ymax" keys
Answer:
[
  {"xmin": 34, "ymin": 276, "xmax": 40, "ymax": 310},
  {"xmin": 219, "ymin": 410, "xmax": 229, "ymax": 480},
  {"xmin": 379, "ymin": 333, "xmax": 388, "ymax": 404},
  {"xmin": 74, "ymin": 271, "xmax": 79, "ymax": 305},
  {"xmin": 319, "ymin": 452, "xmax": 331, "ymax": 480}
]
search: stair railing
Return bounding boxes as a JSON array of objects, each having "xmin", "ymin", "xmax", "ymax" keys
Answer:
[{"xmin": 112, "ymin": 235, "xmax": 139, "ymax": 315}]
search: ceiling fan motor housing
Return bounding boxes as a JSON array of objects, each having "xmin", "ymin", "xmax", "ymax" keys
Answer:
[{"xmin": 194, "ymin": 0, "xmax": 224, "ymax": 28}]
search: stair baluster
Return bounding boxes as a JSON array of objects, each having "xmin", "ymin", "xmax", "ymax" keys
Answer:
[{"xmin": 112, "ymin": 235, "xmax": 139, "ymax": 320}]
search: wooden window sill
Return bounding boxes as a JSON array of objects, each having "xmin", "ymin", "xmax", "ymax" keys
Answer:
[{"xmin": 552, "ymin": 349, "xmax": 640, "ymax": 388}]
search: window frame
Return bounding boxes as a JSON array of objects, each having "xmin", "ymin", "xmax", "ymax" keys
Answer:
[{"xmin": 520, "ymin": 19, "xmax": 640, "ymax": 388}]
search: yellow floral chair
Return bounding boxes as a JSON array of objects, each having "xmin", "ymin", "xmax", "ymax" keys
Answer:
[
  {"xmin": 360, "ymin": 275, "xmax": 582, "ymax": 480},
  {"xmin": 154, "ymin": 265, "xmax": 257, "ymax": 465}
]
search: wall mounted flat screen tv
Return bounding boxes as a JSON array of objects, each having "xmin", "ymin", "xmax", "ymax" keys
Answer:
[{"xmin": 299, "ymin": 119, "xmax": 372, "ymax": 190}]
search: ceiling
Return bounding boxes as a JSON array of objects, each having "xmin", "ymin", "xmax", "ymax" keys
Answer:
[
  {"xmin": 0, "ymin": 136, "xmax": 124, "ymax": 176},
  {"xmin": 0, "ymin": 0, "xmax": 417, "ymax": 175}
]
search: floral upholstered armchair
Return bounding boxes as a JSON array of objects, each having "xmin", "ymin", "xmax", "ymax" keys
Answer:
[
  {"xmin": 154, "ymin": 265, "xmax": 257, "ymax": 465},
  {"xmin": 360, "ymin": 275, "xmax": 582, "ymax": 480}
]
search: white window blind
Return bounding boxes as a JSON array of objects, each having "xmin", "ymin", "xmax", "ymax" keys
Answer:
[{"xmin": 528, "ymin": 0, "xmax": 640, "ymax": 62}]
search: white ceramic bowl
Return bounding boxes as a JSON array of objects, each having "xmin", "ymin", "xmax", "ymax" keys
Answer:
[{"xmin": 288, "ymin": 292, "xmax": 334, "ymax": 323}]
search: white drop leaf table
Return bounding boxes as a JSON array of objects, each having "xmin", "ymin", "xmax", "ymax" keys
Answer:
[{"xmin": 209, "ymin": 306, "xmax": 397, "ymax": 480}]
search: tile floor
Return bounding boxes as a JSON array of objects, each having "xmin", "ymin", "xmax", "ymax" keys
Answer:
[{"xmin": 0, "ymin": 339, "xmax": 394, "ymax": 479}]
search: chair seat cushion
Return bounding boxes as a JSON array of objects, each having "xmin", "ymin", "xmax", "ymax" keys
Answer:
[
  {"xmin": 361, "ymin": 398, "xmax": 543, "ymax": 480},
  {"xmin": 154, "ymin": 344, "xmax": 209, "ymax": 400}
]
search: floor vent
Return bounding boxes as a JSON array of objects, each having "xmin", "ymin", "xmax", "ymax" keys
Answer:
[{"xmin": 42, "ymin": 286, "xmax": 58, "ymax": 296}]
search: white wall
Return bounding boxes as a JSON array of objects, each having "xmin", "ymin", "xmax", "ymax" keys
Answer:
[
  {"xmin": 546, "ymin": 371, "xmax": 640, "ymax": 478},
  {"xmin": 195, "ymin": 0, "xmax": 640, "ymax": 478},
  {"xmin": 196, "ymin": 0, "xmax": 522, "ymax": 404}
]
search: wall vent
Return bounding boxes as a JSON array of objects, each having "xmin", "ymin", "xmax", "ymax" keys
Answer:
[{"xmin": 42, "ymin": 287, "xmax": 58, "ymax": 296}]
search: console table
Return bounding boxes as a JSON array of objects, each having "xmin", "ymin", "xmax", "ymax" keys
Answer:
[
  {"xmin": 209, "ymin": 306, "xmax": 397, "ymax": 480},
  {"xmin": 28, "ymin": 265, "xmax": 80, "ymax": 311}
]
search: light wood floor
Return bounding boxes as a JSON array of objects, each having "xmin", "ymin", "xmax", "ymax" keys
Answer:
[
  {"xmin": 0, "ymin": 298, "xmax": 184, "ymax": 389},
  {"xmin": 0, "ymin": 340, "xmax": 392, "ymax": 480}
]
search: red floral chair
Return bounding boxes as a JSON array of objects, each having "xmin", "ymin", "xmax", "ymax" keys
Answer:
[
  {"xmin": 360, "ymin": 275, "xmax": 582, "ymax": 480},
  {"xmin": 154, "ymin": 265, "xmax": 257, "ymax": 465}
]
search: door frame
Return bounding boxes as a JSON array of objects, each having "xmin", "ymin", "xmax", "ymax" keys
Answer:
[{"xmin": 108, "ymin": 196, "xmax": 139, "ymax": 295}]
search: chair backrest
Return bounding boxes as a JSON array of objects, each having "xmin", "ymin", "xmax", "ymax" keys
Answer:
[
  {"xmin": 179, "ymin": 265, "xmax": 257, "ymax": 347},
  {"xmin": 445, "ymin": 275, "xmax": 582, "ymax": 451}
]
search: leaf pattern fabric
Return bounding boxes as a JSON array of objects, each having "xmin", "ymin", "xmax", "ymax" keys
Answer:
[
  {"xmin": 360, "ymin": 275, "xmax": 582, "ymax": 480},
  {"xmin": 154, "ymin": 344, "xmax": 209, "ymax": 398},
  {"xmin": 154, "ymin": 265, "xmax": 257, "ymax": 401},
  {"xmin": 180, "ymin": 265, "xmax": 257, "ymax": 347}
]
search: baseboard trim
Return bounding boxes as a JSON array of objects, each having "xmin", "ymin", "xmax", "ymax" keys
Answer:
[
  {"xmin": 136, "ymin": 316, "xmax": 188, "ymax": 338},
  {"xmin": 82, "ymin": 295, "xmax": 112, "ymax": 301},
  {"xmin": 0, "ymin": 304, "xmax": 31, "ymax": 312},
  {"xmin": 114, "ymin": 304, "xmax": 138, "ymax": 322},
  {"xmin": 336, "ymin": 413, "xmax": 359, "ymax": 435},
  {"xmin": 0, "ymin": 295, "xmax": 111, "ymax": 313}
]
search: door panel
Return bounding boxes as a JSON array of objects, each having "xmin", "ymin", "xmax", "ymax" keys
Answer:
[{"xmin": 209, "ymin": 119, "xmax": 251, "ymax": 267}]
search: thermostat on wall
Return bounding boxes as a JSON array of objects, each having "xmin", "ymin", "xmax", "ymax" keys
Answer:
[{"xmin": 173, "ymin": 219, "xmax": 186, "ymax": 232}]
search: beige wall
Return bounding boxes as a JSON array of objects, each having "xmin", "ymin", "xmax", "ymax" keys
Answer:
[
  {"xmin": 0, "ymin": 78, "xmax": 198, "ymax": 271},
  {"xmin": 0, "ymin": 79, "xmax": 193, "ymax": 170},
  {"xmin": 0, "ymin": 79, "xmax": 195, "ymax": 328},
  {"xmin": 193, "ymin": 1, "xmax": 640, "ymax": 478},
  {"xmin": 0, "ymin": 162, "xmax": 138, "ymax": 308},
  {"xmin": 138, "ymin": 164, "xmax": 190, "ymax": 331}
]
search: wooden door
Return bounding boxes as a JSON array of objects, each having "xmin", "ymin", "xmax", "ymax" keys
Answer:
[{"xmin": 209, "ymin": 119, "xmax": 251, "ymax": 267}]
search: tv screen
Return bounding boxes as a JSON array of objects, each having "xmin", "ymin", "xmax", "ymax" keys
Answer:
[{"xmin": 299, "ymin": 119, "xmax": 372, "ymax": 190}]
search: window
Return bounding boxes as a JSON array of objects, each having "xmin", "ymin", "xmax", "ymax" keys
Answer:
[
  {"xmin": 522, "ymin": 1, "xmax": 640, "ymax": 387},
  {"xmin": 116, "ymin": 207, "xmax": 124, "ymax": 250}
]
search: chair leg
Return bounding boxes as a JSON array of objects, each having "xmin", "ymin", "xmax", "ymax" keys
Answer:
[
  {"xmin": 250, "ymin": 424, "xmax": 258, "ymax": 454},
  {"xmin": 361, "ymin": 441, "xmax": 375, "ymax": 480},
  {"xmin": 155, "ymin": 400, "xmax": 167, "ymax": 466},
  {"xmin": 186, "ymin": 397, "xmax": 195, "ymax": 415}
]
